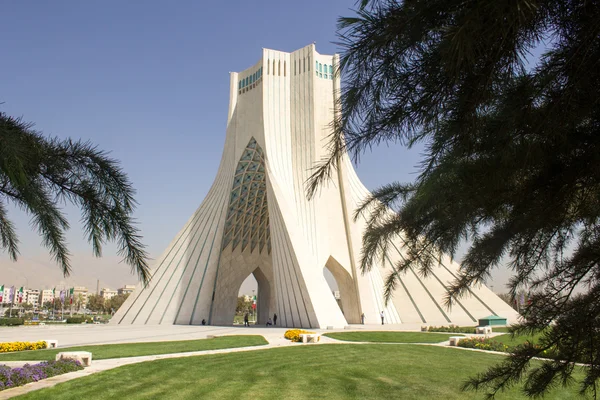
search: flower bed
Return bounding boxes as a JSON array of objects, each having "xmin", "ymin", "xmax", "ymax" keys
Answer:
[
  {"xmin": 428, "ymin": 325, "xmax": 477, "ymax": 334},
  {"xmin": 284, "ymin": 329, "xmax": 317, "ymax": 342},
  {"xmin": 0, "ymin": 359, "xmax": 83, "ymax": 391},
  {"xmin": 0, "ymin": 341, "xmax": 47, "ymax": 353},
  {"xmin": 456, "ymin": 337, "xmax": 509, "ymax": 352}
]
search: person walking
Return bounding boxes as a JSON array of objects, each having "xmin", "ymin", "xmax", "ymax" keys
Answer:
[
  {"xmin": 273, "ymin": 313, "xmax": 278, "ymax": 326},
  {"xmin": 361, "ymin": 313, "xmax": 365, "ymax": 325},
  {"xmin": 244, "ymin": 312, "xmax": 249, "ymax": 327},
  {"xmin": 380, "ymin": 311, "xmax": 385, "ymax": 325}
]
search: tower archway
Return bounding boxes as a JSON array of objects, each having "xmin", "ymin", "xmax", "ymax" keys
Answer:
[
  {"xmin": 234, "ymin": 267, "xmax": 274, "ymax": 325},
  {"xmin": 208, "ymin": 137, "xmax": 276, "ymax": 326},
  {"xmin": 324, "ymin": 256, "xmax": 361, "ymax": 324}
]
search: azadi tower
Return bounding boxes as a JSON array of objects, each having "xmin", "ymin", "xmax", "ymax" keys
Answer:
[{"xmin": 113, "ymin": 44, "xmax": 519, "ymax": 328}]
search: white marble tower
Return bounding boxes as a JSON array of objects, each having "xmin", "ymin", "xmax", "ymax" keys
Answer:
[{"xmin": 112, "ymin": 44, "xmax": 519, "ymax": 328}]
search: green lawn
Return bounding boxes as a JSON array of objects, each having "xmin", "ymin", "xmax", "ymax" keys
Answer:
[
  {"xmin": 493, "ymin": 331, "xmax": 544, "ymax": 348},
  {"xmin": 15, "ymin": 344, "xmax": 584, "ymax": 400},
  {"xmin": 0, "ymin": 335, "xmax": 267, "ymax": 362},
  {"xmin": 324, "ymin": 331, "xmax": 459, "ymax": 343}
]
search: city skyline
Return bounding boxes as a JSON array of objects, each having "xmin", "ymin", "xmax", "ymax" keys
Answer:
[{"xmin": 0, "ymin": 285, "xmax": 135, "ymax": 310}]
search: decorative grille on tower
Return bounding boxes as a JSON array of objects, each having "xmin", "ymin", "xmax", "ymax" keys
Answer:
[{"xmin": 221, "ymin": 137, "xmax": 271, "ymax": 254}]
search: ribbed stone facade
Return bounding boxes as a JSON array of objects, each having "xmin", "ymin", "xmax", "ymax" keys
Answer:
[{"xmin": 112, "ymin": 44, "xmax": 519, "ymax": 328}]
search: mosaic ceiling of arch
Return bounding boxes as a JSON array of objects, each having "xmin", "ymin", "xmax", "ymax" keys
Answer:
[{"xmin": 221, "ymin": 137, "xmax": 271, "ymax": 254}]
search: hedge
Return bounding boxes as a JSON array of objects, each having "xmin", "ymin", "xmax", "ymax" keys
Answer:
[
  {"xmin": 427, "ymin": 325, "xmax": 477, "ymax": 334},
  {"xmin": 0, "ymin": 318, "xmax": 24, "ymax": 327},
  {"xmin": 66, "ymin": 317, "xmax": 93, "ymax": 324}
]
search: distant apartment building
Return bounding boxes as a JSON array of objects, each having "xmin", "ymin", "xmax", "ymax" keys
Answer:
[
  {"xmin": 39, "ymin": 289, "xmax": 54, "ymax": 306},
  {"xmin": 0, "ymin": 287, "xmax": 34, "ymax": 306},
  {"xmin": 0, "ymin": 286, "xmax": 14, "ymax": 304},
  {"xmin": 25, "ymin": 289, "xmax": 40, "ymax": 306},
  {"xmin": 72, "ymin": 286, "xmax": 89, "ymax": 307},
  {"xmin": 118, "ymin": 285, "xmax": 136, "ymax": 295},
  {"xmin": 100, "ymin": 288, "xmax": 117, "ymax": 300}
]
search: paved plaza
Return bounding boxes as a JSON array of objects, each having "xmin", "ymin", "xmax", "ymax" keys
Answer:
[{"xmin": 0, "ymin": 323, "xmax": 428, "ymax": 347}]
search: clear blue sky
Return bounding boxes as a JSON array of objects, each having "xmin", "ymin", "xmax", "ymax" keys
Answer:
[{"xmin": 1, "ymin": 0, "xmax": 504, "ymax": 292}]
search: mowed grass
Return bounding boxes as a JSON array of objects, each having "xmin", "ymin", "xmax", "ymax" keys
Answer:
[
  {"xmin": 324, "ymin": 331, "xmax": 458, "ymax": 343},
  {"xmin": 0, "ymin": 335, "xmax": 267, "ymax": 362},
  {"xmin": 493, "ymin": 331, "xmax": 544, "ymax": 348},
  {"xmin": 16, "ymin": 344, "xmax": 584, "ymax": 400}
]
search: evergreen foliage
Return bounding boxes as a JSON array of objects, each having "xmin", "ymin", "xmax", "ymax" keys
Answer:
[
  {"xmin": 0, "ymin": 112, "xmax": 149, "ymax": 283},
  {"xmin": 309, "ymin": 0, "xmax": 600, "ymax": 397}
]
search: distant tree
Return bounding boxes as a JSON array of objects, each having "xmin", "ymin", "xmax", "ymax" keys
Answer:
[
  {"xmin": 74, "ymin": 293, "xmax": 85, "ymax": 312},
  {"xmin": 43, "ymin": 301, "xmax": 54, "ymax": 312},
  {"xmin": 107, "ymin": 293, "xmax": 129, "ymax": 313},
  {"xmin": 497, "ymin": 291, "xmax": 531, "ymax": 312},
  {"xmin": 4, "ymin": 309, "xmax": 18, "ymax": 317},
  {"xmin": 310, "ymin": 0, "xmax": 600, "ymax": 397},
  {"xmin": 22, "ymin": 303, "xmax": 33, "ymax": 311},
  {"xmin": 86, "ymin": 294, "xmax": 105, "ymax": 313},
  {"xmin": 235, "ymin": 296, "xmax": 252, "ymax": 315},
  {"xmin": 236, "ymin": 296, "xmax": 245, "ymax": 315},
  {"xmin": 0, "ymin": 112, "xmax": 150, "ymax": 283}
]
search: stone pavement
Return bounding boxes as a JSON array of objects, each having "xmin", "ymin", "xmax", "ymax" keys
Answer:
[{"xmin": 0, "ymin": 323, "xmax": 428, "ymax": 347}]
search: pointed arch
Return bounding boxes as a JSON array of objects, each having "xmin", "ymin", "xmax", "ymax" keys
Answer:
[{"xmin": 324, "ymin": 256, "xmax": 361, "ymax": 324}]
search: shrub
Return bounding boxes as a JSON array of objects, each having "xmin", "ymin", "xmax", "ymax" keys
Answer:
[
  {"xmin": 456, "ymin": 337, "xmax": 509, "ymax": 352},
  {"xmin": 66, "ymin": 317, "xmax": 92, "ymax": 324},
  {"xmin": 284, "ymin": 329, "xmax": 317, "ymax": 342},
  {"xmin": 530, "ymin": 343, "xmax": 559, "ymax": 360},
  {"xmin": 0, "ymin": 359, "xmax": 83, "ymax": 391},
  {"xmin": 0, "ymin": 318, "xmax": 24, "ymax": 327},
  {"xmin": 0, "ymin": 341, "xmax": 48, "ymax": 353},
  {"xmin": 428, "ymin": 325, "xmax": 477, "ymax": 334}
]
